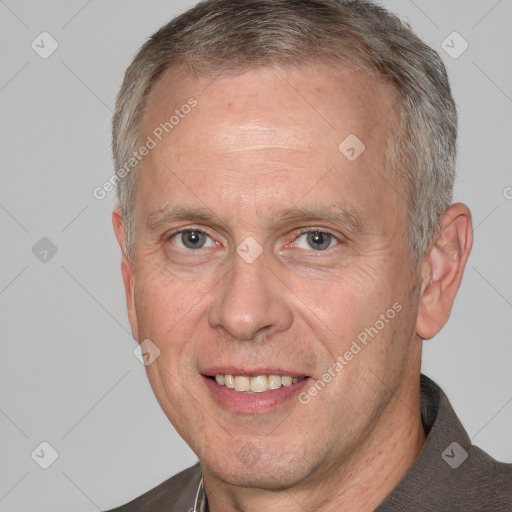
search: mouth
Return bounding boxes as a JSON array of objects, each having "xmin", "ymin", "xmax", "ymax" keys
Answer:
[
  {"xmin": 208, "ymin": 373, "xmax": 304, "ymax": 393},
  {"xmin": 201, "ymin": 369, "xmax": 312, "ymax": 413}
]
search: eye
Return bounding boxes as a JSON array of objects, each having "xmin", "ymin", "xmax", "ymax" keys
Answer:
[
  {"xmin": 171, "ymin": 229, "xmax": 215, "ymax": 250},
  {"xmin": 294, "ymin": 230, "xmax": 339, "ymax": 251}
]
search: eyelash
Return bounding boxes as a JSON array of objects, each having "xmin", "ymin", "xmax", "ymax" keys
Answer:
[
  {"xmin": 168, "ymin": 226, "xmax": 216, "ymax": 245},
  {"xmin": 291, "ymin": 227, "xmax": 341, "ymax": 249},
  {"xmin": 168, "ymin": 226, "xmax": 341, "ymax": 251}
]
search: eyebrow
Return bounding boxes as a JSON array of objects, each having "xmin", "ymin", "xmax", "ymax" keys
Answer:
[
  {"xmin": 271, "ymin": 205, "xmax": 367, "ymax": 234},
  {"xmin": 146, "ymin": 203, "xmax": 367, "ymax": 235},
  {"xmin": 146, "ymin": 205, "xmax": 218, "ymax": 231}
]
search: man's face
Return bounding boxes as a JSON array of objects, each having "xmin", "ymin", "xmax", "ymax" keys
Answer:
[{"xmin": 123, "ymin": 64, "xmax": 422, "ymax": 488}]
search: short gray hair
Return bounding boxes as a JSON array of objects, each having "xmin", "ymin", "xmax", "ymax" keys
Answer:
[{"xmin": 112, "ymin": 0, "xmax": 457, "ymax": 261}]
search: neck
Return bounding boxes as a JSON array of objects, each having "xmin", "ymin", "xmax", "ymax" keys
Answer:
[{"xmin": 204, "ymin": 370, "xmax": 425, "ymax": 512}]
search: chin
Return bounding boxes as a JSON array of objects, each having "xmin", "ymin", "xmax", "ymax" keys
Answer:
[{"xmin": 201, "ymin": 445, "xmax": 316, "ymax": 490}]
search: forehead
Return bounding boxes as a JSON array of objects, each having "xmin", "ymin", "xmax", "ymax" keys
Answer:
[
  {"xmin": 144, "ymin": 62, "xmax": 397, "ymax": 143},
  {"xmin": 137, "ymin": 63, "xmax": 404, "ymax": 232}
]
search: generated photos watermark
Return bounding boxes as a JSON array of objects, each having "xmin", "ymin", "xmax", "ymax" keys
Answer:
[
  {"xmin": 298, "ymin": 301, "xmax": 403, "ymax": 404},
  {"xmin": 93, "ymin": 97, "xmax": 198, "ymax": 200}
]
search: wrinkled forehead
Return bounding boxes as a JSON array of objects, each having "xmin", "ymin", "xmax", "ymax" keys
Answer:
[{"xmin": 142, "ymin": 61, "xmax": 399, "ymax": 146}]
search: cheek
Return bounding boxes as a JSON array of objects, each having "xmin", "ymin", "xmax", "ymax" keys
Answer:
[
  {"xmin": 133, "ymin": 264, "xmax": 202, "ymax": 337},
  {"xmin": 295, "ymin": 260, "xmax": 415, "ymax": 367},
  {"xmin": 132, "ymin": 267, "xmax": 215, "ymax": 384},
  {"xmin": 291, "ymin": 262, "xmax": 391, "ymax": 326}
]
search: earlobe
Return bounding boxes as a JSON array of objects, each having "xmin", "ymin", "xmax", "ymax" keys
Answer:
[
  {"xmin": 112, "ymin": 206, "xmax": 139, "ymax": 340},
  {"xmin": 415, "ymin": 203, "xmax": 473, "ymax": 340}
]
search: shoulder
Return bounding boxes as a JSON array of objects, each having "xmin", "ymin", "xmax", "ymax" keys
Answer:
[
  {"xmin": 460, "ymin": 446, "xmax": 512, "ymax": 510},
  {"xmin": 104, "ymin": 463, "xmax": 201, "ymax": 512},
  {"xmin": 378, "ymin": 376, "xmax": 512, "ymax": 511},
  {"xmin": 430, "ymin": 379, "xmax": 512, "ymax": 510}
]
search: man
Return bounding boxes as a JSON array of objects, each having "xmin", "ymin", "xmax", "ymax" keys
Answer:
[{"xmin": 107, "ymin": 0, "xmax": 511, "ymax": 510}]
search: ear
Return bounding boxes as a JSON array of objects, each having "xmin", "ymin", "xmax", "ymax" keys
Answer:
[
  {"xmin": 416, "ymin": 203, "xmax": 473, "ymax": 340},
  {"xmin": 112, "ymin": 205, "xmax": 139, "ymax": 340}
]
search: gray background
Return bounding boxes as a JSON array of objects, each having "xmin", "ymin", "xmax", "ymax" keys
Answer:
[{"xmin": 0, "ymin": 0, "xmax": 510, "ymax": 510}]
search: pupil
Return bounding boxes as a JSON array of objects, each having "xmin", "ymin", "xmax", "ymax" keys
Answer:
[
  {"xmin": 183, "ymin": 230, "xmax": 205, "ymax": 248},
  {"xmin": 307, "ymin": 231, "xmax": 331, "ymax": 250}
]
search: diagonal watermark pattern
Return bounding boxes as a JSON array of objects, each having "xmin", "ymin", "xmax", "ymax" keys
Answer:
[{"xmin": 1, "ymin": 1, "xmax": 510, "ymax": 509}]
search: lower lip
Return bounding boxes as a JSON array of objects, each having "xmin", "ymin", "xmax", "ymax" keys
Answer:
[{"xmin": 202, "ymin": 375, "xmax": 312, "ymax": 413}]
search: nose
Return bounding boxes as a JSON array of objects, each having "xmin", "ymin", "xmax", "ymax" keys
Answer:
[{"xmin": 208, "ymin": 252, "xmax": 293, "ymax": 341}]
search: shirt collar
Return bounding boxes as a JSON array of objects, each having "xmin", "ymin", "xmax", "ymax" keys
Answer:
[{"xmin": 192, "ymin": 476, "xmax": 207, "ymax": 512}]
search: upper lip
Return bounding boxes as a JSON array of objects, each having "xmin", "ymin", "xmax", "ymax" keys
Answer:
[{"xmin": 202, "ymin": 367, "xmax": 309, "ymax": 378}]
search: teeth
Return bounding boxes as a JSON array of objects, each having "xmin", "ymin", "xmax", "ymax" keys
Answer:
[
  {"xmin": 281, "ymin": 376, "xmax": 292, "ymax": 387},
  {"xmin": 268, "ymin": 375, "xmax": 282, "ymax": 390},
  {"xmin": 213, "ymin": 374, "xmax": 304, "ymax": 393},
  {"xmin": 234, "ymin": 376, "xmax": 250, "ymax": 392},
  {"xmin": 250, "ymin": 376, "xmax": 268, "ymax": 393}
]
